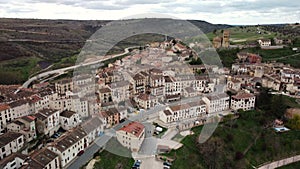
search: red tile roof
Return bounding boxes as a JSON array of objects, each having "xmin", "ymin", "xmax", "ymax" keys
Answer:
[
  {"xmin": 232, "ymin": 92, "xmax": 255, "ymax": 99},
  {"xmin": 0, "ymin": 104, "xmax": 10, "ymax": 111},
  {"xmin": 119, "ymin": 121, "xmax": 144, "ymax": 138}
]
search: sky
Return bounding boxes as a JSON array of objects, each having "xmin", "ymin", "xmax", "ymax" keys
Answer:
[{"xmin": 0, "ymin": 0, "xmax": 299, "ymax": 25}]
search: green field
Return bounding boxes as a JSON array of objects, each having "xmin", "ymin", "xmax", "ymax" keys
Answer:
[
  {"xmin": 164, "ymin": 110, "xmax": 300, "ymax": 169},
  {"xmin": 0, "ymin": 56, "xmax": 42, "ymax": 84},
  {"xmin": 206, "ymin": 26, "xmax": 278, "ymax": 44},
  {"xmin": 163, "ymin": 92, "xmax": 300, "ymax": 169},
  {"xmin": 93, "ymin": 150, "xmax": 134, "ymax": 169}
]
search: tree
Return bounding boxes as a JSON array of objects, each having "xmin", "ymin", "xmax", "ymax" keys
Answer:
[
  {"xmin": 271, "ymin": 95, "xmax": 287, "ymax": 118},
  {"xmin": 213, "ymin": 29, "xmax": 217, "ymax": 35},
  {"xmin": 287, "ymin": 114, "xmax": 300, "ymax": 130}
]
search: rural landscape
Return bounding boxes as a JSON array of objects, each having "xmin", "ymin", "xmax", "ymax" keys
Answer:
[{"xmin": 0, "ymin": 1, "xmax": 300, "ymax": 169}]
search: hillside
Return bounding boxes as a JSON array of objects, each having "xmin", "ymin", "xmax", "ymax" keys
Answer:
[{"xmin": 0, "ymin": 18, "xmax": 231, "ymax": 85}]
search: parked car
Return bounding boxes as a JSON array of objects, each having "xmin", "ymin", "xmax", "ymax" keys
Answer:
[
  {"xmin": 77, "ymin": 150, "xmax": 84, "ymax": 156},
  {"xmin": 163, "ymin": 161, "xmax": 172, "ymax": 166}
]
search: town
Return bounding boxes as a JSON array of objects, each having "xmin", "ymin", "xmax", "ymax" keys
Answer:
[{"xmin": 0, "ymin": 27, "xmax": 299, "ymax": 169}]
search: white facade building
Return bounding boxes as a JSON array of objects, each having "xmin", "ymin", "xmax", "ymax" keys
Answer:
[
  {"xmin": 202, "ymin": 93, "xmax": 230, "ymax": 113},
  {"xmin": 116, "ymin": 122, "xmax": 145, "ymax": 152},
  {"xmin": 0, "ymin": 132, "xmax": 24, "ymax": 160},
  {"xmin": 231, "ymin": 92, "xmax": 255, "ymax": 111}
]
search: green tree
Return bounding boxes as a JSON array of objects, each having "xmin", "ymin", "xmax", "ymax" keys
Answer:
[
  {"xmin": 271, "ymin": 95, "xmax": 287, "ymax": 118},
  {"xmin": 287, "ymin": 114, "xmax": 300, "ymax": 130}
]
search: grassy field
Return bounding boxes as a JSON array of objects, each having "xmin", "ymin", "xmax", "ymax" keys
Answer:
[
  {"xmin": 240, "ymin": 47, "xmax": 300, "ymax": 68},
  {"xmin": 206, "ymin": 26, "xmax": 278, "ymax": 44},
  {"xmin": 93, "ymin": 150, "xmax": 134, "ymax": 169},
  {"xmin": 164, "ymin": 109, "xmax": 300, "ymax": 169},
  {"xmin": 0, "ymin": 56, "xmax": 42, "ymax": 84}
]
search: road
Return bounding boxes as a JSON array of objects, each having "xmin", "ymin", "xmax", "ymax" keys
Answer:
[
  {"xmin": 16, "ymin": 45, "xmax": 141, "ymax": 92},
  {"xmin": 66, "ymin": 135, "xmax": 112, "ymax": 169}
]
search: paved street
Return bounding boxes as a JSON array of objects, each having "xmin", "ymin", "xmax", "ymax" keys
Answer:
[
  {"xmin": 135, "ymin": 156, "xmax": 164, "ymax": 169},
  {"xmin": 66, "ymin": 135, "xmax": 112, "ymax": 169},
  {"xmin": 19, "ymin": 46, "xmax": 141, "ymax": 89}
]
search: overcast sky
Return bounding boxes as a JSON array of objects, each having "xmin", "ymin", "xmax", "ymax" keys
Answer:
[{"xmin": 0, "ymin": 0, "xmax": 299, "ymax": 25}]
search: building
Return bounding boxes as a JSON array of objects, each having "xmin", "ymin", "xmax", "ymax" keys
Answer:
[
  {"xmin": 159, "ymin": 100, "xmax": 206, "ymax": 123},
  {"xmin": 0, "ymin": 132, "xmax": 25, "ymax": 160},
  {"xmin": 202, "ymin": 93, "xmax": 230, "ymax": 113},
  {"xmin": 100, "ymin": 108, "xmax": 120, "ymax": 128},
  {"xmin": 231, "ymin": 91, "xmax": 256, "ymax": 111},
  {"xmin": 213, "ymin": 36, "xmax": 222, "ymax": 49},
  {"xmin": 21, "ymin": 148, "xmax": 60, "ymax": 169},
  {"xmin": 258, "ymin": 39, "xmax": 271, "ymax": 47},
  {"xmin": 0, "ymin": 153, "xmax": 28, "ymax": 169},
  {"xmin": 98, "ymin": 87, "xmax": 112, "ymax": 103},
  {"xmin": 81, "ymin": 116, "xmax": 104, "ymax": 144},
  {"xmin": 133, "ymin": 73, "xmax": 147, "ymax": 94},
  {"xmin": 35, "ymin": 109, "xmax": 60, "ymax": 136},
  {"xmin": 47, "ymin": 127, "xmax": 88, "ymax": 167},
  {"xmin": 7, "ymin": 115, "xmax": 37, "ymax": 142},
  {"xmin": 135, "ymin": 93, "xmax": 158, "ymax": 109},
  {"xmin": 0, "ymin": 104, "xmax": 11, "ymax": 133},
  {"xmin": 59, "ymin": 110, "xmax": 81, "ymax": 130},
  {"xmin": 109, "ymin": 80, "xmax": 130, "ymax": 103},
  {"xmin": 222, "ymin": 30, "xmax": 230, "ymax": 48},
  {"xmin": 55, "ymin": 78, "xmax": 73, "ymax": 95},
  {"xmin": 227, "ymin": 79, "xmax": 242, "ymax": 92},
  {"xmin": 116, "ymin": 121, "xmax": 145, "ymax": 152}
]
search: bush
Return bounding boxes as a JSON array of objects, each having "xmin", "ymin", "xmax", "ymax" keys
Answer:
[{"xmin": 235, "ymin": 151, "xmax": 244, "ymax": 160}]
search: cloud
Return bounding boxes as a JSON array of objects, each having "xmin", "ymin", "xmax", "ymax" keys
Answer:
[{"xmin": 0, "ymin": 0, "xmax": 299, "ymax": 24}]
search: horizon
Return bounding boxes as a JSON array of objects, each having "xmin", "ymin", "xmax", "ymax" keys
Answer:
[
  {"xmin": 0, "ymin": 0, "xmax": 299, "ymax": 25},
  {"xmin": 0, "ymin": 17, "xmax": 298, "ymax": 26}
]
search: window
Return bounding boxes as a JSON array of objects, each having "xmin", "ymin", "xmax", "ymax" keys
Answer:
[{"xmin": 18, "ymin": 138, "xmax": 22, "ymax": 144}]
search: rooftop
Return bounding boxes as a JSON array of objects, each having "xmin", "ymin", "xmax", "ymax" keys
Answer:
[
  {"xmin": 0, "ymin": 132, "xmax": 23, "ymax": 147},
  {"xmin": 60, "ymin": 110, "xmax": 76, "ymax": 118},
  {"xmin": 27, "ymin": 148, "xmax": 59, "ymax": 167},
  {"xmin": 0, "ymin": 153, "xmax": 28, "ymax": 169},
  {"xmin": 49, "ymin": 127, "xmax": 87, "ymax": 152},
  {"xmin": 232, "ymin": 92, "xmax": 255, "ymax": 100},
  {"xmin": 119, "ymin": 121, "xmax": 145, "ymax": 138}
]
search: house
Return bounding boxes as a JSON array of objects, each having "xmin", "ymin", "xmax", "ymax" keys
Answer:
[
  {"xmin": 0, "ymin": 132, "xmax": 25, "ymax": 159},
  {"xmin": 21, "ymin": 148, "xmax": 60, "ymax": 169},
  {"xmin": 0, "ymin": 153, "xmax": 28, "ymax": 169},
  {"xmin": 98, "ymin": 87, "xmax": 112, "ymax": 103},
  {"xmin": 100, "ymin": 108, "xmax": 120, "ymax": 128},
  {"xmin": 133, "ymin": 73, "xmax": 147, "ymax": 94},
  {"xmin": 149, "ymin": 74, "xmax": 165, "ymax": 101},
  {"xmin": 202, "ymin": 93, "xmax": 230, "ymax": 113},
  {"xmin": 227, "ymin": 79, "xmax": 241, "ymax": 92},
  {"xmin": 262, "ymin": 74, "xmax": 281, "ymax": 91},
  {"xmin": 0, "ymin": 104, "xmax": 11, "ymax": 133},
  {"xmin": 35, "ymin": 109, "xmax": 60, "ymax": 136},
  {"xmin": 258, "ymin": 39, "xmax": 271, "ymax": 47},
  {"xmin": 47, "ymin": 127, "xmax": 88, "ymax": 167},
  {"xmin": 109, "ymin": 80, "xmax": 130, "ymax": 103},
  {"xmin": 135, "ymin": 93, "xmax": 158, "ymax": 109},
  {"xmin": 59, "ymin": 110, "xmax": 81, "ymax": 130},
  {"xmin": 164, "ymin": 76, "xmax": 180, "ymax": 96},
  {"xmin": 71, "ymin": 96, "xmax": 89, "ymax": 118},
  {"xmin": 159, "ymin": 100, "xmax": 206, "ymax": 123},
  {"xmin": 116, "ymin": 121, "xmax": 145, "ymax": 152},
  {"xmin": 55, "ymin": 78, "xmax": 73, "ymax": 95},
  {"xmin": 183, "ymin": 87, "xmax": 197, "ymax": 98},
  {"xmin": 81, "ymin": 116, "xmax": 104, "ymax": 144},
  {"xmin": 7, "ymin": 115, "xmax": 37, "ymax": 142},
  {"xmin": 231, "ymin": 91, "xmax": 255, "ymax": 111}
]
